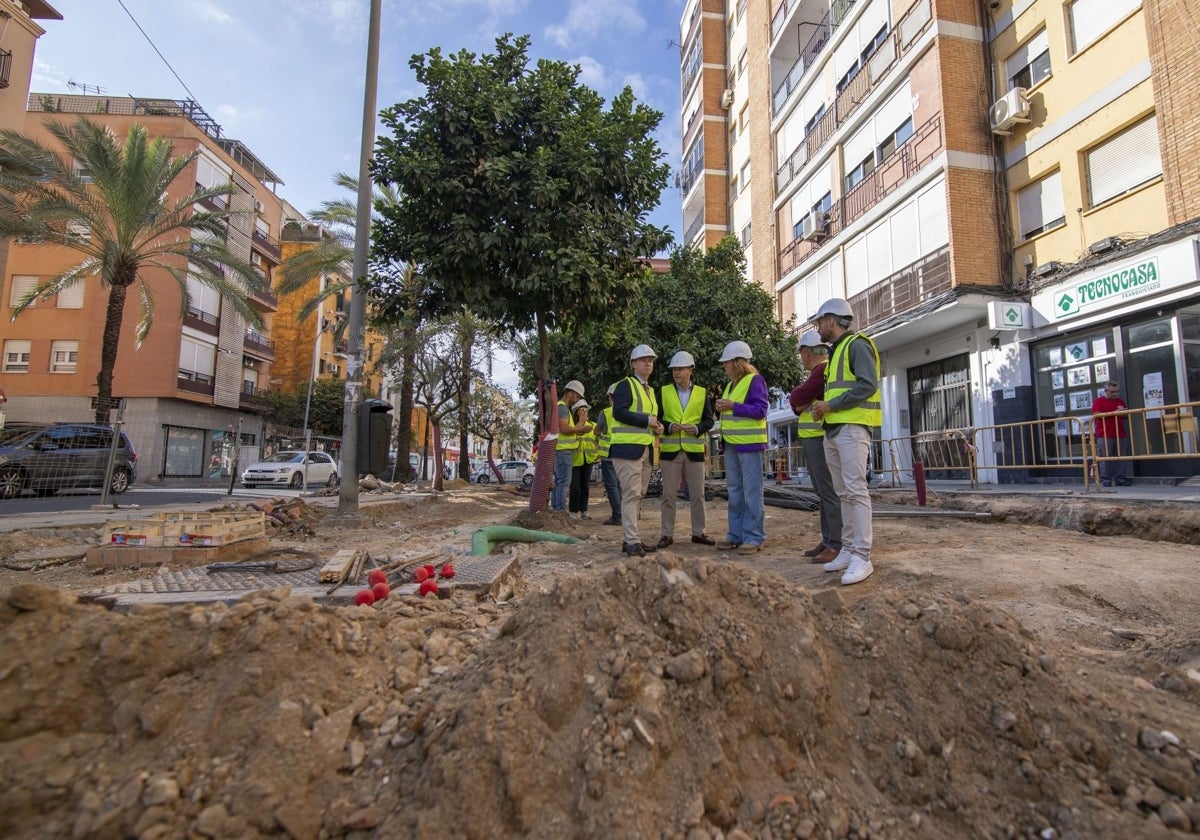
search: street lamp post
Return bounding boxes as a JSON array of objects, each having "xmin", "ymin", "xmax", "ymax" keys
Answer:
[{"xmin": 300, "ymin": 308, "xmax": 327, "ymax": 491}]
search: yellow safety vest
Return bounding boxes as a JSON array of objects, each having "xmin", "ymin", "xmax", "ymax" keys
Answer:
[
  {"xmin": 823, "ymin": 333, "xmax": 882, "ymax": 427},
  {"xmin": 556, "ymin": 399, "xmax": 580, "ymax": 450},
  {"xmin": 797, "ymin": 407, "xmax": 824, "ymax": 439},
  {"xmin": 596, "ymin": 406, "xmax": 614, "ymax": 458},
  {"xmin": 720, "ymin": 375, "xmax": 767, "ymax": 446},
  {"xmin": 573, "ymin": 425, "xmax": 597, "ymax": 466},
  {"xmin": 609, "ymin": 377, "xmax": 657, "ymax": 447},
  {"xmin": 660, "ymin": 385, "xmax": 707, "ymax": 453}
]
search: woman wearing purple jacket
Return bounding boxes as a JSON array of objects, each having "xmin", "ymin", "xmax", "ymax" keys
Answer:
[{"xmin": 714, "ymin": 340, "xmax": 769, "ymax": 554}]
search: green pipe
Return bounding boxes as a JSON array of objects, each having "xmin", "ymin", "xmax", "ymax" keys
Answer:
[{"xmin": 470, "ymin": 525, "xmax": 581, "ymax": 556}]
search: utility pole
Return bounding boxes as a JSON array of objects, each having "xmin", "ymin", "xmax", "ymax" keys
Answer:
[{"xmin": 335, "ymin": 0, "xmax": 382, "ymax": 519}]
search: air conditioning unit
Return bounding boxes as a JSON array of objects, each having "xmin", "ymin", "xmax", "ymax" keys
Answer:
[
  {"xmin": 720, "ymin": 89, "xmax": 734, "ymax": 109},
  {"xmin": 800, "ymin": 210, "xmax": 828, "ymax": 242},
  {"xmin": 989, "ymin": 87, "xmax": 1030, "ymax": 135},
  {"xmin": 254, "ymin": 199, "xmax": 265, "ymax": 213}
]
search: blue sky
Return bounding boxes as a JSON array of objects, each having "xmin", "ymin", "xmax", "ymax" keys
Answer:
[{"xmin": 33, "ymin": 0, "xmax": 687, "ymax": 238}]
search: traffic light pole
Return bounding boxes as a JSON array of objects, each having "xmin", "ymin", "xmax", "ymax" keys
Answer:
[{"xmin": 335, "ymin": 0, "xmax": 381, "ymax": 519}]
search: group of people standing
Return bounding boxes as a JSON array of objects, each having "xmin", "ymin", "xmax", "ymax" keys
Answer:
[{"xmin": 547, "ymin": 296, "xmax": 882, "ymax": 587}]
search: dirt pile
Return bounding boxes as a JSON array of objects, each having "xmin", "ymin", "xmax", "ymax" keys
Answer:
[{"xmin": 4, "ymin": 551, "xmax": 1200, "ymax": 840}]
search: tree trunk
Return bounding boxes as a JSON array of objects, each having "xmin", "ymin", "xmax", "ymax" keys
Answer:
[
  {"xmin": 94, "ymin": 279, "xmax": 131, "ymax": 423},
  {"xmin": 458, "ymin": 318, "xmax": 474, "ymax": 480},
  {"xmin": 432, "ymin": 422, "xmax": 444, "ymax": 492},
  {"xmin": 393, "ymin": 317, "xmax": 418, "ymax": 480},
  {"xmin": 528, "ymin": 311, "xmax": 555, "ymax": 512}
]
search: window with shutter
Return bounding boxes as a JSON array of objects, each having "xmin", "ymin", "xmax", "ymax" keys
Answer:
[
  {"xmin": 57, "ymin": 284, "xmax": 84, "ymax": 309},
  {"xmin": 9, "ymin": 275, "xmax": 37, "ymax": 308},
  {"xmin": 1006, "ymin": 29, "xmax": 1051, "ymax": 90},
  {"xmin": 50, "ymin": 340, "xmax": 78, "ymax": 373},
  {"xmin": 1017, "ymin": 171, "xmax": 1066, "ymax": 240},
  {"xmin": 3, "ymin": 340, "xmax": 31, "ymax": 373},
  {"xmin": 1069, "ymin": 0, "xmax": 1140, "ymax": 54},
  {"xmin": 1086, "ymin": 115, "xmax": 1161, "ymax": 207}
]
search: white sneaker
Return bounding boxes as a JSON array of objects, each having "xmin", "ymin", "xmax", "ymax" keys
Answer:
[
  {"xmin": 841, "ymin": 555, "xmax": 874, "ymax": 586},
  {"xmin": 822, "ymin": 549, "xmax": 853, "ymax": 573}
]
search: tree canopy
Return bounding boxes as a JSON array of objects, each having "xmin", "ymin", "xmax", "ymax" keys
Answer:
[
  {"xmin": 516, "ymin": 237, "xmax": 803, "ymax": 399},
  {"xmin": 370, "ymin": 33, "xmax": 671, "ymax": 380}
]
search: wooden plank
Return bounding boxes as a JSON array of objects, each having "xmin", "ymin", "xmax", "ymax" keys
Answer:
[{"xmin": 318, "ymin": 549, "xmax": 359, "ymax": 583}]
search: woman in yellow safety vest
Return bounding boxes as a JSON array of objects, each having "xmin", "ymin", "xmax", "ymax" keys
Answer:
[
  {"xmin": 714, "ymin": 340, "xmax": 769, "ymax": 554},
  {"xmin": 569, "ymin": 399, "xmax": 598, "ymax": 519}
]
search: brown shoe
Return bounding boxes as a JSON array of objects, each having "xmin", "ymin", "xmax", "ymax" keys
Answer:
[
  {"xmin": 656, "ymin": 536, "xmax": 674, "ymax": 549},
  {"xmin": 691, "ymin": 534, "xmax": 716, "ymax": 546},
  {"xmin": 813, "ymin": 546, "xmax": 839, "ymax": 564},
  {"xmin": 716, "ymin": 540, "xmax": 740, "ymax": 550},
  {"xmin": 737, "ymin": 544, "xmax": 761, "ymax": 555},
  {"xmin": 802, "ymin": 542, "xmax": 827, "ymax": 558}
]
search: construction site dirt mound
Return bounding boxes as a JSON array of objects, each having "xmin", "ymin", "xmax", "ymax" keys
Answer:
[{"xmin": 4, "ymin": 537, "xmax": 1200, "ymax": 839}]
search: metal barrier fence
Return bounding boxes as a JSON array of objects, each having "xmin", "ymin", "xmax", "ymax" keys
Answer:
[{"xmin": 0, "ymin": 406, "xmax": 134, "ymax": 504}]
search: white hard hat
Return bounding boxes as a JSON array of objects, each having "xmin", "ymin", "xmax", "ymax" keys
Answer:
[
  {"xmin": 810, "ymin": 297, "xmax": 854, "ymax": 321},
  {"xmin": 630, "ymin": 343, "xmax": 657, "ymax": 361},
  {"xmin": 668, "ymin": 350, "xmax": 695, "ymax": 368},
  {"xmin": 797, "ymin": 329, "xmax": 825, "ymax": 349},
  {"xmin": 564, "ymin": 380, "xmax": 585, "ymax": 397},
  {"xmin": 719, "ymin": 340, "xmax": 753, "ymax": 362},
  {"xmin": 574, "ymin": 399, "xmax": 589, "ymax": 411},
  {"xmin": 606, "ymin": 383, "xmax": 617, "ymax": 396}
]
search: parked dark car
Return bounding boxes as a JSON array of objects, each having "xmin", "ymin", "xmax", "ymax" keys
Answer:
[{"xmin": 0, "ymin": 422, "xmax": 138, "ymax": 498}]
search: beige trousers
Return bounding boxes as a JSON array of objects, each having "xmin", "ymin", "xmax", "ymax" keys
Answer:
[
  {"xmin": 613, "ymin": 452, "xmax": 653, "ymax": 546},
  {"xmin": 659, "ymin": 455, "xmax": 706, "ymax": 538}
]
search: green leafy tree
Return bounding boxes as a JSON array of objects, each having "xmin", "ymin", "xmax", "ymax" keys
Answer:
[
  {"xmin": 516, "ymin": 237, "xmax": 803, "ymax": 397},
  {"xmin": 467, "ymin": 379, "xmax": 517, "ymax": 480},
  {"xmin": 0, "ymin": 117, "xmax": 266, "ymax": 421}
]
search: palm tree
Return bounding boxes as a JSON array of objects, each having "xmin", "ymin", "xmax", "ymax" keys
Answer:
[{"xmin": 0, "ymin": 117, "xmax": 265, "ymax": 422}]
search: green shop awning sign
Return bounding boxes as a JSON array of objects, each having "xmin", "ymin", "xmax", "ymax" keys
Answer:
[{"xmin": 1052, "ymin": 257, "xmax": 1161, "ymax": 319}]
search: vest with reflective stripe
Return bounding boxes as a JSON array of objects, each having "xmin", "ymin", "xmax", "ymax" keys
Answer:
[
  {"xmin": 609, "ymin": 378, "xmax": 657, "ymax": 447},
  {"xmin": 556, "ymin": 399, "xmax": 580, "ymax": 450},
  {"xmin": 823, "ymin": 333, "xmax": 882, "ymax": 427},
  {"xmin": 596, "ymin": 407, "xmax": 614, "ymax": 458},
  {"xmin": 720, "ymin": 375, "xmax": 767, "ymax": 445},
  {"xmin": 659, "ymin": 385, "xmax": 706, "ymax": 453},
  {"xmin": 573, "ymin": 427, "xmax": 598, "ymax": 466},
  {"xmin": 796, "ymin": 407, "xmax": 824, "ymax": 439}
]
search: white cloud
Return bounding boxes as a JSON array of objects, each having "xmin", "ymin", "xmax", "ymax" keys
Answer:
[
  {"xmin": 545, "ymin": 0, "xmax": 646, "ymax": 48},
  {"xmin": 214, "ymin": 104, "xmax": 265, "ymax": 130},
  {"xmin": 194, "ymin": 1, "xmax": 233, "ymax": 25},
  {"xmin": 30, "ymin": 59, "xmax": 69, "ymax": 90},
  {"xmin": 294, "ymin": 0, "xmax": 365, "ymax": 42}
]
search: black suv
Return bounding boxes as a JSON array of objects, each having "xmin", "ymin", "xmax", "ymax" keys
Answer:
[{"xmin": 0, "ymin": 423, "xmax": 138, "ymax": 498}]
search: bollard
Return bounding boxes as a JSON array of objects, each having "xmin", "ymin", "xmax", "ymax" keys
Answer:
[{"xmin": 914, "ymin": 461, "xmax": 927, "ymax": 506}]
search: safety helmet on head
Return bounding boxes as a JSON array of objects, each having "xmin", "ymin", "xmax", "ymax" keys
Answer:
[
  {"xmin": 810, "ymin": 297, "xmax": 854, "ymax": 322},
  {"xmin": 574, "ymin": 399, "xmax": 589, "ymax": 412},
  {"xmin": 630, "ymin": 343, "xmax": 657, "ymax": 361},
  {"xmin": 564, "ymin": 380, "xmax": 585, "ymax": 397},
  {"xmin": 719, "ymin": 340, "xmax": 753, "ymax": 363},
  {"xmin": 668, "ymin": 350, "xmax": 695, "ymax": 369},
  {"xmin": 797, "ymin": 329, "xmax": 825, "ymax": 350}
]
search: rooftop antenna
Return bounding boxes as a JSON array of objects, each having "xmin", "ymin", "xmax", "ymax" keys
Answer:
[{"xmin": 67, "ymin": 79, "xmax": 107, "ymax": 95}]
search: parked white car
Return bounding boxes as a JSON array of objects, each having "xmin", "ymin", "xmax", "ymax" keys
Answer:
[
  {"xmin": 242, "ymin": 451, "xmax": 339, "ymax": 489},
  {"xmin": 472, "ymin": 460, "xmax": 535, "ymax": 485}
]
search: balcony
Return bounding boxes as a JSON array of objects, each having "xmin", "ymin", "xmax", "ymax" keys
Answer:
[
  {"xmin": 773, "ymin": 0, "xmax": 934, "ymax": 193},
  {"xmin": 243, "ymin": 329, "xmax": 275, "ymax": 360},
  {"xmin": 239, "ymin": 382, "xmax": 272, "ymax": 412},
  {"xmin": 249, "ymin": 283, "xmax": 278, "ymax": 310},
  {"xmin": 683, "ymin": 210, "xmax": 706, "ymax": 245},
  {"xmin": 680, "ymin": 137, "xmax": 706, "ymax": 196},
  {"xmin": 183, "ymin": 306, "xmax": 220, "ymax": 337},
  {"xmin": 251, "ymin": 228, "xmax": 281, "ymax": 263},
  {"xmin": 0, "ymin": 49, "xmax": 12, "ymax": 90},
  {"xmin": 848, "ymin": 246, "xmax": 951, "ymax": 332},
  {"xmin": 771, "ymin": 5, "xmax": 842, "ymax": 116},
  {"xmin": 778, "ymin": 113, "xmax": 942, "ymax": 278},
  {"xmin": 177, "ymin": 370, "xmax": 215, "ymax": 397}
]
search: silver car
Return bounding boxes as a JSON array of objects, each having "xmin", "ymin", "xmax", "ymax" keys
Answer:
[
  {"xmin": 471, "ymin": 460, "xmax": 535, "ymax": 485},
  {"xmin": 241, "ymin": 451, "xmax": 339, "ymax": 489}
]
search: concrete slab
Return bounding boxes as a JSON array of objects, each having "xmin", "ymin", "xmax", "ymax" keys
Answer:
[{"xmin": 84, "ymin": 537, "xmax": 271, "ymax": 570}]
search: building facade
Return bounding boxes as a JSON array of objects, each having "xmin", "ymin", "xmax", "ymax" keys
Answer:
[
  {"xmin": 0, "ymin": 93, "xmax": 284, "ymax": 480},
  {"xmin": 682, "ymin": 0, "xmax": 1198, "ymax": 483}
]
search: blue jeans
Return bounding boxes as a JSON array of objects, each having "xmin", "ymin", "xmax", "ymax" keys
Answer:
[
  {"xmin": 552, "ymin": 448, "xmax": 574, "ymax": 510},
  {"xmin": 600, "ymin": 458, "xmax": 621, "ymax": 518},
  {"xmin": 1097, "ymin": 436, "xmax": 1130, "ymax": 485},
  {"xmin": 725, "ymin": 447, "xmax": 765, "ymax": 547}
]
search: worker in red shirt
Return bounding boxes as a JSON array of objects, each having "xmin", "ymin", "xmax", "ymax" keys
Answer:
[{"xmin": 1091, "ymin": 380, "xmax": 1130, "ymax": 486}]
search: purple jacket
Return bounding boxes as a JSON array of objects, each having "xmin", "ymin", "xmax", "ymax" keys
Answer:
[{"xmin": 723, "ymin": 374, "xmax": 769, "ymax": 452}]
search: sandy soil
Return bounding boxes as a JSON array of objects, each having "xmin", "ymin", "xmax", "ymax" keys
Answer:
[{"xmin": 2, "ymin": 484, "xmax": 1199, "ymax": 838}]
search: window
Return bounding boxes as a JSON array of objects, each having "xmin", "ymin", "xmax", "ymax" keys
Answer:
[
  {"xmin": 740, "ymin": 162, "xmax": 751, "ymax": 185},
  {"xmin": 730, "ymin": 176, "xmax": 739, "ymax": 201},
  {"xmin": 1017, "ymin": 170, "xmax": 1066, "ymax": 240},
  {"xmin": 1069, "ymin": 0, "xmax": 1140, "ymax": 54},
  {"xmin": 56, "ymin": 284, "xmax": 84, "ymax": 308},
  {"xmin": 3, "ymin": 340, "xmax": 30, "ymax": 373},
  {"xmin": 65, "ymin": 220, "xmax": 91, "ymax": 242},
  {"xmin": 1085, "ymin": 115, "xmax": 1161, "ymax": 207},
  {"xmin": 836, "ymin": 61, "xmax": 860, "ymax": 94},
  {"xmin": 50, "ymin": 340, "xmax": 78, "ymax": 373},
  {"xmin": 9, "ymin": 275, "xmax": 37, "ymax": 308},
  {"xmin": 845, "ymin": 152, "xmax": 876, "ymax": 191},
  {"xmin": 813, "ymin": 192, "xmax": 832, "ymax": 215},
  {"xmin": 741, "ymin": 222, "xmax": 752, "ymax": 246},
  {"xmin": 805, "ymin": 104, "xmax": 827, "ymax": 134},
  {"xmin": 737, "ymin": 48, "xmax": 748, "ymax": 78},
  {"xmin": 729, "ymin": 123, "xmax": 737, "ymax": 148},
  {"xmin": 251, "ymin": 251, "xmax": 263, "ymax": 267},
  {"xmin": 861, "ymin": 25, "xmax": 889, "ymax": 63},
  {"xmin": 877, "ymin": 117, "xmax": 914, "ymax": 160},
  {"xmin": 73, "ymin": 160, "xmax": 94, "ymax": 183},
  {"xmin": 1006, "ymin": 29, "xmax": 1051, "ymax": 90}
]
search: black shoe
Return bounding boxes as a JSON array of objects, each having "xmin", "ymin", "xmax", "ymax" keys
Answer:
[
  {"xmin": 603, "ymin": 516, "xmax": 622, "ymax": 525},
  {"xmin": 656, "ymin": 536, "xmax": 674, "ymax": 549},
  {"xmin": 640, "ymin": 541, "xmax": 657, "ymax": 553},
  {"xmin": 623, "ymin": 542, "xmax": 646, "ymax": 556}
]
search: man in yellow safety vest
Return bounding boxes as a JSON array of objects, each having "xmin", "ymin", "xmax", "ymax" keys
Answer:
[
  {"xmin": 610, "ymin": 344, "xmax": 664, "ymax": 556},
  {"xmin": 788, "ymin": 330, "xmax": 842, "ymax": 564}
]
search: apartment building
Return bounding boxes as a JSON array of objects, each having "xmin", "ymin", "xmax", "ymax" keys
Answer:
[
  {"xmin": 682, "ymin": 0, "xmax": 1197, "ymax": 483},
  {"xmin": 0, "ymin": 93, "xmax": 284, "ymax": 479},
  {"xmin": 680, "ymin": 0, "xmax": 731, "ymax": 255}
]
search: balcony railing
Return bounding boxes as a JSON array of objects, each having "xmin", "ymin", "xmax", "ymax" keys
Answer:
[
  {"xmin": 773, "ymin": 0, "xmax": 934, "ymax": 192},
  {"xmin": 177, "ymin": 370, "xmax": 215, "ymax": 396},
  {"xmin": 243, "ymin": 329, "xmax": 275, "ymax": 359},
  {"xmin": 772, "ymin": 4, "xmax": 843, "ymax": 116},
  {"xmin": 683, "ymin": 210, "xmax": 706, "ymax": 244},
  {"xmin": 251, "ymin": 228, "xmax": 281, "ymax": 262},
  {"xmin": 0, "ymin": 49, "xmax": 12, "ymax": 90},
  {"xmin": 249, "ymin": 284, "xmax": 278, "ymax": 309},
  {"xmin": 777, "ymin": 112, "xmax": 942, "ymax": 278},
  {"xmin": 680, "ymin": 138, "xmax": 706, "ymax": 195},
  {"xmin": 183, "ymin": 306, "xmax": 220, "ymax": 336},
  {"xmin": 848, "ymin": 246, "xmax": 951, "ymax": 332},
  {"xmin": 195, "ymin": 185, "xmax": 229, "ymax": 212}
]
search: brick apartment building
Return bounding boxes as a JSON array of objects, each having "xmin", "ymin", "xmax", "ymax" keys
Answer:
[{"xmin": 680, "ymin": 0, "xmax": 1199, "ymax": 483}]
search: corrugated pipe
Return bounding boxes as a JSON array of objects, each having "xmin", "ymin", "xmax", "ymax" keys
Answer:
[{"xmin": 470, "ymin": 525, "xmax": 581, "ymax": 556}]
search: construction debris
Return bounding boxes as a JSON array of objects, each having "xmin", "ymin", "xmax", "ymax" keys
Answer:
[{"xmin": 246, "ymin": 497, "xmax": 322, "ymax": 537}]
